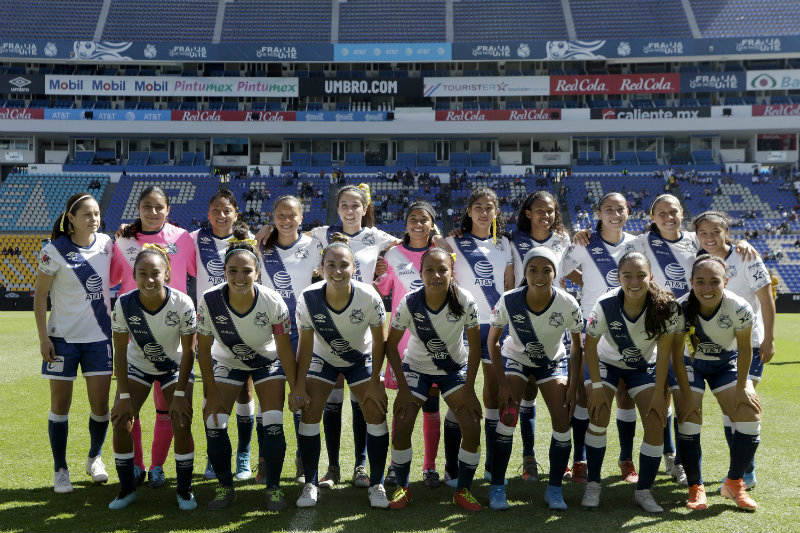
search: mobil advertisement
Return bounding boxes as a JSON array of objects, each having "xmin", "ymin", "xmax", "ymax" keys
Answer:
[
  {"xmin": 590, "ymin": 107, "xmax": 711, "ymax": 120},
  {"xmin": 752, "ymin": 104, "xmax": 800, "ymax": 117},
  {"xmin": 551, "ymin": 74, "xmax": 680, "ymax": 95},
  {"xmin": 299, "ymin": 78, "xmax": 422, "ymax": 97},
  {"xmin": 423, "ymin": 76, "xmax": 549, "ymax": 97},
  {"xmin": 435, "ymin": 109, "xmax": 560, "ymax": 121},
  {"xmin": 746, "ymin": 70, "xmax": 800, "ymax": 91},
  {"xmin": 45, "ymin": 75, "xmax": 299, "ymax": 97}
]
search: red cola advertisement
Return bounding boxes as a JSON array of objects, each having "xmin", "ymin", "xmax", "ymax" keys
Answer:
[
  {"xmin": 752, "ymin": 104, "xmax": 800, "ymax": 117},
  {"xmin": 435, "ymin": 108, "xmax": 560, "ymax": 121},
  {"xmin": 550, "ymin": 74, "xmax": 680, "ymax": 95},
  {"xmin": 0, "ymin": 107, "xmax": 44, "ymax": 119},
  {"xmin": 170, "ymin": 110, "xmax": 295, "ymax": 121}
]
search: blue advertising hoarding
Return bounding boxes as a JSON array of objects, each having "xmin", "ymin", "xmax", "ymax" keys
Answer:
[
  {"xmin": 333, "ymin": 43, "xmax": 451, "ymax": 62},
  {"xmin": 44, "ymin": 108, "xmax": 171, "ymax": 121}
]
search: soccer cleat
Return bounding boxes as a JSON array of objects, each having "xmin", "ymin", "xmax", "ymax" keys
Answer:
[
  {"xmin": 108, "ymin": 491, "xmax": 137, "ymax": 510},
  {"xmin": 133, "ymin": 465, "xmax": 146, "ymax": 486},
  {"xmin": 743, "ymin": 470, "xmax": 757, "ymax": 490},
  {"xmin": 562, "ymin": 466, "xmax": 572, "ymax": 481},
  {"xmin": 255, "ymin": 458, "xmax": 266, "ymax": 483},
  {"xmin": 86, "ymin": 455, "xmax": 109, "ymax": 484},
  {"xmin": 721, "ymin": 478, "xmax": 757, "ymax": 511},
  {"xmin": 384, "ymin": 465, "xmax": 398, "ymax": 489},
  {"xmin": 296, "ymin": 483, "xmax": 319, "ymax": 508},
  {"xmin": 671, "ymin": 463, "xmax": 688, "ymax": 486},
  {"xmin": 148, "ymin": 465, "xmax": 166, "ymax": 488},
  {"xmin": 686, "ymin": 484, "xmax": 707, "ymax": 511},
  {"xmin": 423, "ymin": 470, "xmax": 441, "ymax": 489},
  {"xmin": 294, "ymin": 455, "xmax": 305, "ymax": 484},
  {"xmin": 571, "ymin": 461, "xmax": 587, "ymax": 484},
  {"xmin": 663, "ymin": 453, "xmax": 676, "ymax": 474},
  {"xmin": 204, "ymin": 460, "xmax": 217, "ymax": 480},
  {"xmin": 318, "ymin": 465, "xmax": 340, "ymax": 489},
  {"xmin": 353, "ymin": 465, "xmax": 370, "ymax": 488},
  {"xmin": 488, "ymin": 485, "xmax": 509, "ymax": 511},
  {"xmin": 453, "ymin": 488, "xmax": 482, "ymax": 512},
  {"xmin": 266, "ymin": 486, "xmax": 288, "ymax": 511},
  {"xmin": 634, "ymin": 489, "xmax": 663, "ymax": 513},
  {"xmin": 619, "ymin": 460, "xmax": 639, "ymax": 483},
  {"xmin": 443, "ymin": 471, "xmax": 458, "ymax": 488},
  {"xmin": 54, "ymin": 468, "xmax": 73, "ymax": 494},
  {"xmin": 483, "ymin": 470, "xmax": 508, "ymax": 486},
  {"xmin": 208, "ymin": 486, "xmax": 236, "ymax": 510},
  {"xmin": 521, "ymin": 456, "xmax": 539, "ymax": 482},
  {"xmin": 177, "ymin": 492, "xmax": 198, "ymax": 511},
  {"xmin": 234, "ymin": 452, "xmax": 252, "ymax": 481},
  {"xmin": 545, "ymin": 485, "xmax": 568, "ymax": 511},
  {"xmin": 389, "ymin": 486, "xmax": 411, "ymax": 509},
  {"xmin": 581, "ymin": 481, "xmax": 602, "ymax": 509},
  {"xmin": 368, "ymin": 484, "xmax": 390, "ymax": 509}
]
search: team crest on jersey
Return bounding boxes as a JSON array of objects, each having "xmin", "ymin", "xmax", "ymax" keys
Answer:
[
  {"xmin": 65, "ymin": 251, "xmax": 84, "ymax": 263},
  {"xmin": 165, "ymin": 311, "xmax": 179, "ymax": 327},
  {"xmin": 548, "ymin": 312, "xmax": 564, "ymax": 328},
  {"xmin": 621, "ymin": 347, "xmax": 643, "ymax": 366},
  {"xmin": 727, "ymin": 264, "xmax": 737, "ymax": 278},
  {"xmin": 128, "ymin": 315, "xmax": 142, "ymax": 325},
  {"xmin": 232, "ymin": 343, "xmax": 257, "ymax": 360},
  {"xmin": 718, "ymin": 314, "xmax": 733, "ymax": 329},
  {"xmin": 126, "ymin": 246, "xmax": 139, "ymax": 256},
  {"xmin": 446, "ymin": 311, "xmax": 460, "ymax": 322},
  {"xmin": 362, "ymin": 234, "xmax": 376, "ymax": 246},
  {"xmin": 165, "ymin": 243, "xmax": 178, "ymax": 255},
  {"xmin": 749, "ymin": 263, "xmax": 766, "ymax": 281},
  {"xmin": 350, "ymin": 309, "xmax": 364, "ymax": 324},
  {"xmin": 295, "ymin": 247, "xmax": 309, "ymax": 259},
  {"xmin": 254, "ymin": 312, "xmax": 268, "ymax": 327},
  {"xmin": 183, "ymin": 310, "xmax": 195, "ymax": 328},
  {"xmin": 41, "ymin": 253, "xmax": 51, "ymax": 264}
]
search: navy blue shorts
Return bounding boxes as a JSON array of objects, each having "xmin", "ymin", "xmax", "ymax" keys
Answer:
[
  {"xmin": 585, "ymin": 360, "xmax": 656, "ymax": 398},
  {"xmin": 212, "ymin": 358, "xmax": 285, "ymax": 387},
  {"xmin": 468, "ymin": 323, "xmax": 507, "ymax": 364},
  {"xmin": 503, "ymin": 356, "xmax": 568, "ymax": 385},
  {"xmin": 41, "ymin": 337, "xmax": 112, "ymax": 381},
  {"xmin": 307, "ymin": 354, "xmax": 372, "ymax": 387},
  {"xmin": 681, "ymin": 354, "xmax": 739, "ymax": 394},
  {"xmin": 401, "ymin": 362, "xmax": 466, "ymax": 401},
  {"xmin": 748, "ymin": 347, "xmax": 763, "ymax": 382},
  {"xmin": 127, "ymin": 363, "xmax": 194, "ymax": 390}
]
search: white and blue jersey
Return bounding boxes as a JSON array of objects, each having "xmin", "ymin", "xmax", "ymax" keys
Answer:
[
  {"xmin": 635, "ymin": 230, "xmax": 698, "ymax": 299},
  {"xmin": 38, "ymin": 233, "xmax": 114, "ymax": 343},
  {"xmin": 560, "ymin": 232, "xmax": 638, "ymax": 319},
  {"xmin": 491, "ymin": 286, "xmax": 583, "ymax": 367},
  {"xmin": 296, "ymin": 279, "xmax": 386, "ymax": 367},
  {"xmin": 310, "ymin": 225, "xmax": 396, "ymax": 283},
  {"xmin": 191, "ymin": 228, "xmax": 237, "ymax": 297},
  {"xmin": 510, "ymin": 230, "xmax": 570, "ymax": 287},
  {"xmin": 721, "ymin": 248, "xmax": 770, "ymax": 348},
  {"xmin": 196, "ymin": 283, "xmax": 291, "ymax": 371},
  {"xmin": 390, "ymin": 286, "xmax": 479, "ymax": 376},
  {"xmin": 111, "ymin": 288, "xmax": 196, "ymax": 376}
]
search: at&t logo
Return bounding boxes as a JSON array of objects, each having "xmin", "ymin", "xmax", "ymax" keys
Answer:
[{"xmin": 473, "ymin": 260, "xmax": 494, "ymax": 287}]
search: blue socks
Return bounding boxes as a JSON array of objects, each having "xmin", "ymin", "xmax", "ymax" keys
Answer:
[
  {"xmin": 457, "ymin": 448, "xmax": 479, "ymax": 490},
  {"xmin": 484, "ymin": 409, "xmax": 499, "ymax": 473},
  {"xmin": 585, "ymin": 429, "xmax": 607, "ymax": 483},
  {"xmin": 677, "ymin": 422, "xmax": 703, "ymax": 486},
  {"xmin": 175, "ymin": 452, "xmax": 194, "ymax": 498},
  {"xmin": 549, "ymin": 430, "xmax": 572, "ymax": 488},
  {"xmin": 663, "ymin": 409, "xmax": 675, "ymax": 456},
  {"xmin": 366, "ymin": 422, "xmax": 389, "ymax": 486},
  {"xmin": 235, "ymin": 401, "xmax": 255, "ymax": 455},
  {"xmin": 391, "ymin": 447, "xmax": 413, "ymax": 487},
  {"xmin": 261, "ymin": 411, "xmax": 286, "ymax": 487},
  {"xmin": 616, "ymin": 408, "xmax": 636, "ymax": 462},
  {"xmin": 114, "ymin": 452, "xmax": 136, "ymax": 495},
  {"xmin": 352, "ymin": 400, "xmax": 368, "ymax": 467},
  {"xmin": 443, "ymin": 410, "xmax": 461, "ymax": 479},
  {"xmin": 519, "ymin": 400, "xmax": 536, "ymax": 459},
  {"xmin": 571, "ymin": 407, "xmax": 589, "ymax": 463},
  {"xmin": 48, "ymin": 412, "xmax": 69, "ymax": 471},
  {"xmin": 88, "ymin": 412, "xmax": 109, "ymax": 459},
  {"xmin": 636, "ymin": 442, "xmax": 663, "ymax": 490},
  {"xmin": 205, "ymin": 415, "xmax": 233, "ymax": 487},
  {"xmin": 298, "ymin": 422, "xmax": 321, "ymax": 486},
  {"xmin": 323, "ymin": 391, "xmax": 343, "ymax": 469},
  {"xmin": 729, "ymin": 422, "xmax": 760, "ymax": 481},
  {"xmin": 491, "ymin": 421, "xmax": 514, "ymax": 485}
]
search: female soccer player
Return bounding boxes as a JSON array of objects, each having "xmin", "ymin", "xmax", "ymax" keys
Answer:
[
  {"xmin": 582, "ymin": 252, "xmax": 679, "ymax": 513},
  {"xmin": 487, "ymin": 247, "xmax": 584, "ymax": 511},
  {"xmin": 196, "ymin": 239, "xmax": 297, "ymax": 510},
  {"xmin": 560, "ymin": 192, "xmax": 638, "ymax": 484},
  {"xmin": 384, "ymin": 247, "xmax": 483, "ymax": 511},
  {"xmin": 291, "ymin": 237, "xmax": 390, "ymax": 509},
  {"xmin": 508, "ymin": 191, "xmax": 572, "ymax": 482},
  {"xmin": 672, "ymin": 255, "xmax": 761, "ymax": 512},
  {"xmin": 693, "ymin": 211, "xmax": 773, "ymax": 489},
  {"xmin": 35, "ymin": 193, "xmax": 120, "ymax": 493},
  {"xmin": 112, "ymin": 186, "xmax": 197, "ymax": 487},
  {"xmin": 445, "ymin": 187, "xmax": 514, "ymax": 484},
  {"xmin": 375, "ymin": 201, "xmax": 444, "ymax": 488},
  {"xmin": 108, "ymin": 245, "xmax": 197, "ymax": 510}
]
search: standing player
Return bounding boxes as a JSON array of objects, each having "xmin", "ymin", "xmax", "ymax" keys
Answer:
[
  {"xmin": 487, "ymin": 247, "xmax": 584, "ymax": 511},
  {"xmin": 374, "ymin": 201, "xmax": 444, "ymax": 488},
  {"xmin": 196, "ymin": 239, "xmax": 297, "ymax": 510},
  {"xmin": 384, "ymin": 248, "xmax": 483, "ymax": 511},
  {"xmin": 445, "ymin": 187, "xmax": 514, "ymax": 485},
  {"xmin": 582, "ymin": 252, "xmax": 679, "ymax": 513},
  {"xmin": 291, "ymin": 237, "xmax": 390, "ymax": 509},
  {"xmin": 35, "ymin": 193, "xmax": 120, "ymax": 493},
  {"xmin": 112, "ymin": 186, "xmax": 197, "ymax": 488},
  {"xmin": 508, "ymin": 191, "xmax": 572, "ymax": 482},
  {"xmin": 108, "ymin": 245, "xmax": 197, "ymax": 510},
  {"xmin": 693, "ymin": 211, "xmax": 773, "ymax": 489},
  {"xmin": 671, "ymin": 255, "xmax": 761, "ymax": 511}
]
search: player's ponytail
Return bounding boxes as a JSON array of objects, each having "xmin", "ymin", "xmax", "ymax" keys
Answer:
[{"xmin": 618, "ymin": 252, "xmax": 676, "ymax": 339}]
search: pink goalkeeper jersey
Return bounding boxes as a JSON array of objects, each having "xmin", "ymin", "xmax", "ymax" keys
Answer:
[{"xmin": 111, "ymin": 222, "xmax": 197, "ymax": 295}]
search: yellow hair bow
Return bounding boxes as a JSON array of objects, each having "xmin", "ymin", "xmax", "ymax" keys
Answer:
[
  {"xmin": 142, "ymin": 242, "xmax": 169, "ymax": 254},
  {"xmin": 229, "ymin": 237, "xmax": 258, "ymax": 248},
  {"xmin": 357, "ymin": 183, "xmax": 372, "ymax": 206}
]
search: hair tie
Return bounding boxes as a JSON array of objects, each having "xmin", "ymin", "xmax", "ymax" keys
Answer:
[
  {"xmin": 225, "ymin": 247, "xmax": 259, "ymax": 265},
  {"xmin": 142, "ymin": 242, "xmax": 168, "ymax": 254},
  {"xmin": 357, "ymin": 183, "xmax": 372, "ymax": 206},
  {"xmin": 60, "ymin": 194, "xmax": 92, "ymax": 233},
  {"xmin": 450, "ymin": 252, "xmax": 457, "ymax": 262},
  {"xmin": 492, "ymin": 217, "xmax": 497, "ymax": 244},
  {"xmin": 228, "ymin": 237, "xmax": 258, "ymax": 247}
]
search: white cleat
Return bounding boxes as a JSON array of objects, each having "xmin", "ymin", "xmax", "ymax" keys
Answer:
[
  {"xmin": 86, "ymin": 455, "xmax": 109, "ymax": 484},
  {"xmin": 296, "ymin": 483, "xmax": 319, "ymax": 508},
  {"xmin": 663, "ymin": 453, "xmax": 676, "ymax": 474},
  {"xmin": 54, "ymin": 468, "xmax": 73, "ymax": 493},
  {"xmin": 634, "ymin": 489, "xmax": 664, "ymax": 513},
  {"xmin": 368, "ymin": 484, "xmax": 390, "ymax": 509},
  {"xmin": 671, "ymin": 463, "xmax": 688, "ymax": 486},
  {"xmin": 581, "ymin": 481, "xmax": 601, "ymax": 508}
]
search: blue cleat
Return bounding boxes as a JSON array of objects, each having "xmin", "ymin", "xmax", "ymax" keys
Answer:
[
  {"xmin": 204, "ymin": 460, "xmax": 216, "ymax": 480},
  {"xmin": 177, "ymin": 492, "xmax": 198, "ymax": 511},
  {"xmin": 743, "ymin": 470, "xmax": 757, "ymax": 490},
  {"xmin": 148, "ymin": 465, "xmax": 165, "ymax": 488},
  {"xmin": 108, "ymin": 491, "xmax": 137, "ymax": 510},
  {"xmin": 444, "ymin": 471, "xmax": 458, "ymax": 488},
  {"xmin": 234, "ymin": 452, "xmax": 252, "ymax": 481},
  {"xmin": 133, "ymin": 465, "xmax": 146, "ymax": 486},
  {"xmin": 545, "ymin": 485, "xmax": 568, "ymax": 510},
  {"xmin": 488, "ymin": 485, "xmax": 510, "ymax": 511},
  {"xmin": 483, "ymin": 471, "xmax": 508, "ymax": 486}
]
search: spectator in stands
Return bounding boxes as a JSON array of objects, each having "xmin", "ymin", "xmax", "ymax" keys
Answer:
[{"xmin": 14, "ymin": 246, "xmax": 20, "ymax": 256}]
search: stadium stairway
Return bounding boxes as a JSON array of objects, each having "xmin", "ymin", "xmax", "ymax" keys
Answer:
[{"xmin": 0, "ymin": 234, "xmax": 48, "ymax": 291}]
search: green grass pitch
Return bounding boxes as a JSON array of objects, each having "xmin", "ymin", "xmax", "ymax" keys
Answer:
[{"xmin": 1, "ymin": 311, "xmax": 799, "ymax": 532}]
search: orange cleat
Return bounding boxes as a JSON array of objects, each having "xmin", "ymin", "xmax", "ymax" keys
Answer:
[
  {"xmin": 453, "ymin": 488, "xmax": 482, "ymax": 512},
  {"xmin": 721, "ymin": 478, "xmax": 757, "ymax": 511},
  {"xmin": 389, "ymin": 486, "xmax": 411, "ymax": 510},
  {"xmin": 571, "ymin": 461, "xmax": 588, "ymax": 484},
  {"xmin": 686, "ymin": 484, "xmax": 707, "ymax": 511},
  {"xmin": 619, "ymin": 460, "xmax": 639, "ymax": 483}
]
